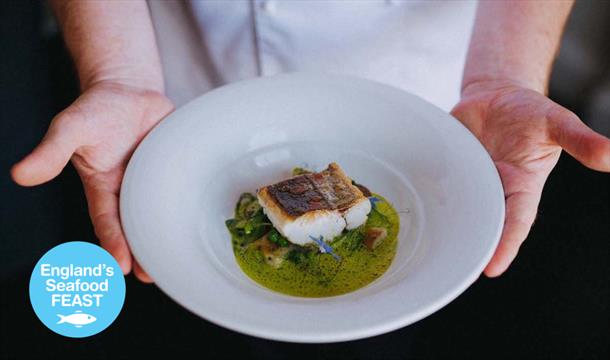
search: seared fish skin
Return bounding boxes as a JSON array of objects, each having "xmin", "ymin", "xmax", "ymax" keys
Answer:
[
  {"xmin": 265, "ymin": 175, "xmax": 329, "ymax": 216},
  {"xmin": 258, "ymin": 163, "xmax": 372, "ymax": 245}
]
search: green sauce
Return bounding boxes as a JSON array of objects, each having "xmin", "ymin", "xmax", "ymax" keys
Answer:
[{"xmin": 227, "ymin": 194, "xmax": 399, "ymax": 297}]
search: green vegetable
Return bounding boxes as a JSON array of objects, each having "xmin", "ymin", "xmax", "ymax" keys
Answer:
[
  {"xmin": 267, "ymin": 228, "xmax": 289, "ymax": 247},
  {"xmin": 368, "ymin": 204, "xmax": 391, "ymax": 227},
  {"xmin": 328, "ymin": 226, "xmax": 365, "ymax": 252},
  {"xmin": 292, "ymin": 167, "xmax": 312, "ymax": 176},
  {"xmin": 286, "ymin": 247, "xmax": 314, "ymax": 266},
  {"xmin": 226, "ymin": 193, "xmax": 272, "ymax": 246},
  {"xmin": 235, "ymin": 193, "xmax": 260, "ymax": 219}
]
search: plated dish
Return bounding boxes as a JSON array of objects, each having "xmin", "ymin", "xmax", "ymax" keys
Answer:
[
  {"xmin": 120, "ymin": 73, "xmax": 504, "ymax": 342},
  {"xmin": 226, "ymin": 163, "xmax": 399, "ymax": 297}
]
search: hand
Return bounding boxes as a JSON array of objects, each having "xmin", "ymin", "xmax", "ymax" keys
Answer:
[
  {"xmin": 451, "ymin": 80, "xmax": 610, "ymax": 277},
  {"xmin": 11, "ymin": 81, "xmax": 174, "ymax": 282}
]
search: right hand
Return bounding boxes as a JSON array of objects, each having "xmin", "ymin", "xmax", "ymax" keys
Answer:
[{"xmin": 11, "ymin": 81, "xmax": 174, "ymax": 282}]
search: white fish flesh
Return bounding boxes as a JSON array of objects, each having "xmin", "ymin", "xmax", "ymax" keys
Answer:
[{"xmin": 257, "ymin": 163, "xmax": 372, "ymax": 246}]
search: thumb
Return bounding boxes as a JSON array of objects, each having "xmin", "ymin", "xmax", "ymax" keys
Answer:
[
  {"xmin": 11, "ymin": 110, "xmax": 85, "ymax": 187},
  {"xmin": 549, "ymin": 107, "xmax": 610, "ymax": 172}
]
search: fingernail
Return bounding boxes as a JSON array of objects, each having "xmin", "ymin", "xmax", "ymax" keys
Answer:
[{"xmin": 119, "ymin": 260, "xmax": 131, "ymax": 275}]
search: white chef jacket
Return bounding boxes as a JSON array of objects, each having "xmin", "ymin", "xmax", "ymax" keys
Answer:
[{"xmin": 148, "ymin": 0, "xmax": 477, "ymax": 112}]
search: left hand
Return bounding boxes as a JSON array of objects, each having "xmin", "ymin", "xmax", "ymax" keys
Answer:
[{"xmin": 451, "ymin": 80, "xmax": 610, "ymax": 277}]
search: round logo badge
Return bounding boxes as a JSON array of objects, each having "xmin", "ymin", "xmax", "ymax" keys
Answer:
[{"xmin": 29, "ymin": 241, "xmax": 126, "ymax": 337}]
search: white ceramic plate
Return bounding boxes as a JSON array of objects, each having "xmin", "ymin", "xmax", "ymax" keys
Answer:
[{"xmin": 120, "ymin": 73, "xmax": 504, "ymax": 343}]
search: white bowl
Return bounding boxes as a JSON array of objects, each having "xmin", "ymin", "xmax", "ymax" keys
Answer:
[{"xmin": 120, "ymin": 73, "xmax": 504, "ymax": 343}]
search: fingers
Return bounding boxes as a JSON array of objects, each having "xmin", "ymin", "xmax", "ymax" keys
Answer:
[
  {"xmin": 85, "ymin": 185, "xmax": 133, "ymax": 275},
  {"xmin": 84, "ymin": 183, "xmax": 153, "ymax": 283},
  {"xmin": 549, "ymin": 108, "xmax": 610, "ymax": 172},
  {"xmin": 484, "ymin": 191, "xmax": 540, "ymax": 277},
  {"xmin": 11, "ymin": 112, "xmax": 84, "ymax": 186},
  {"xmin": 133, "ymin": 260, "xmax": 154, "ymax": 283}
]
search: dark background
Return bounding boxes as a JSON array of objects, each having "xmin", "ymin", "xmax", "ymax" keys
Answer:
[{"xmin": 1, "ymin": 1, "xmax": 608, "ymax": 359}]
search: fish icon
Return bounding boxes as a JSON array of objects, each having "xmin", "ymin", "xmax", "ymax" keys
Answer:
[{"xmin": 56, "ymin": 310, "xmax": 97, "ymax": 328}]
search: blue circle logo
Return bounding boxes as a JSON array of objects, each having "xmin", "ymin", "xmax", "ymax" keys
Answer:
[{"xmin": 29, "ymin": 241, "xmax": 126, "ymax": 337}]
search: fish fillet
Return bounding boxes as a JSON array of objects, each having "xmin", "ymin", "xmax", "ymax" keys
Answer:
[{"xmin": 257, "ymin": 163, "xmax": 372, "ymax": 245}]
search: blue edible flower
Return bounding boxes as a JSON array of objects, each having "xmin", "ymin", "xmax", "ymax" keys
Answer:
[
  {"xmin": 369, "ymin": 196, "xmax": 381, "ymax": 210},
  {"xmin": 309, "ymin": 235, "xmax": 341, "ymax": 261}
]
